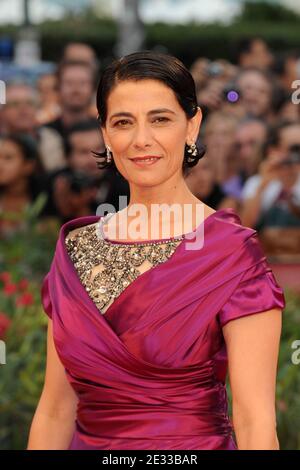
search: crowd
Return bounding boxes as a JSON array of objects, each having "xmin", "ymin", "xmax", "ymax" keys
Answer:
[{"xmin": 1, "ymin": 38, "xmax": 300, "ymax": 254}]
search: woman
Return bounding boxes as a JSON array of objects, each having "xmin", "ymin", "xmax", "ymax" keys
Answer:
[
  {"xmin": 27, "ymin": 51, "xmax": 285, "ymax": 450},
  {"xmin": 0, "ymin": 133, "xmax": 46, "ymax": 237}
]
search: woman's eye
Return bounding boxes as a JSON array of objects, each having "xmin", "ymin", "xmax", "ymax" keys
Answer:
[
  {"xmin": 153, "ymin": 117, "xmax": 169, "ymax": 123},
  {"xmin": 113, "ymin": 117, "xmax": 170, "ymax": 126},
  {"xmin": 114, "ymin": 120, "xmax": 131, "ymax": 127}
]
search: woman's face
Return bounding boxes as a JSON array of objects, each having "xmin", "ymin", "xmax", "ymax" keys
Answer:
[
  {"xmin": 101, "ymin": 79, "xmax": 201, "ymax": 188},
  {"xmin": 0, "ymin": 140, "xmax": 34, "ymax": 186}
]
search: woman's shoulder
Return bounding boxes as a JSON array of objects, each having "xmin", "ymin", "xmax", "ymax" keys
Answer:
[
  {"xmin": 211, "ymin": 207, "xmax": 254, "ymax": 234},
  {"xmin": 209, "ymin": 207, "xmax": 259, "ymax": 252}
]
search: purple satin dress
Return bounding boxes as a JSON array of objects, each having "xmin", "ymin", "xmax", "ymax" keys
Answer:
[{"xmin": 41, "ymin": 208, "xmax": 285, "ymax": 450}]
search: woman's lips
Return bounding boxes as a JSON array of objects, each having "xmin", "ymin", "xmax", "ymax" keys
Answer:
[{"xmin": 130, "ymin": 157, "xmax": 162, "ymax": 166}]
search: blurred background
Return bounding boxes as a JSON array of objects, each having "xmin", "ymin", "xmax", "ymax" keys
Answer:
[{"xmin": 0, "ymin": 0, "xmax": 300, "ymax": 450}]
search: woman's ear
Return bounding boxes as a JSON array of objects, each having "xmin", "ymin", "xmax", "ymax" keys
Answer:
[{"xmin": 187, "ymin": 106, "xmax": 202, "ymax": 143}]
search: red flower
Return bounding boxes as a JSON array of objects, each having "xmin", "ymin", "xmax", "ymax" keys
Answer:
[
  {"xmin": 18, "ymin": 279, "xmax": 29, "ymax": 291},
  {"xmin": 16, "ymin": 292, "xmax": 34, "ymax": 307},
  {"xmin": 0, "ymin": 312, "xmax": 11, "ymax": 339},
  {"xmin": 0, "ymin": 272, "xmax": 11, "ymax": 284},
  {"xmin": 3, "ymin": 283, "xmax": 17, "ymax": 295}
]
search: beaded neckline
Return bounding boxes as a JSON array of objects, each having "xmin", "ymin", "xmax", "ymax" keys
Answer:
[
  {"xmin": 65, "ymin": 219, "xmax": 184, "ymax": 314},
  {"xmin": 96, "ymin": 212, "xmax": 186, "ymax": 247}
]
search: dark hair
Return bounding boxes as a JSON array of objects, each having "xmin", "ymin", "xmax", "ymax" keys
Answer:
[
  {"xmin": 92, "ymin": 50, "xmax": 206, "ymax": 176},
  {"xmin": 271, "ymin": 49, "xmax": 300, "ymax": 77},
  {"xmin": 265, "ymin": 120, "xmax": 300, "ymax": 151},
  {"xmin": 65, "ymin": 118, "xmax": 101, "ymax": 157},
  {"xmin": 0, "ymin": 133, "xmax": 45, "ymax": 199},
  {"xmin": 68, "ymin": 119, "xmax": 99, "ymax": 135},
  {"xmin": 234, "ymin": 36, "xmax": 269, "ymax": 64},
  {"xmin": 0, "ymin": 133, "xmax": 40, "ymax": 162}
]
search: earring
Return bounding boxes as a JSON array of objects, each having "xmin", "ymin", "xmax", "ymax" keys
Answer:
[
  {"xmin": 106, "ymin": 146, "xmax": 112, "ymax": 163},
  {"xmin": 187, "ymin": 142, "xmax": 198, "ymax": 157}
]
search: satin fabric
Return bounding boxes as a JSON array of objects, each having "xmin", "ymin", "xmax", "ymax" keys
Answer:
[{"xmin": 41, "ymin": 208, "xmax": 285, "ymax": 450}]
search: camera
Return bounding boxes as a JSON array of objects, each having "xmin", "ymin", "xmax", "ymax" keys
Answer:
[
  {"xmin": 65, "ymin": 170, "xmax": 98, "ymax": 194},
  {"xmin": 222, "ymin": 82, "xmax": 241, "ymax": 104},
  {"xmin": 206, "ymin": 61, "xmax": 224, "ymax": 77}
]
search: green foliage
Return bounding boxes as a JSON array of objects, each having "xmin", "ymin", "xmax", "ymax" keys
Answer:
[
  {"xmin": 235, "ymin": 0, "xmax": 300, "ymax": 23},
  {"xmin": 276, "ymin": 289, "xmax": 300, "ymax": 450},
  {"xmin": 0, "ymin": 201, "xmax": 59, "ymax": 449},
  {"xmin": 0, "ymin": 194, "xmax": 59, "ymax": 280},
  {"xmin": 1, "ymin": 2, "xmax": 300, "ymax": 66},
  {"xmin": 0, "ymin": 282, "xmax": 48, "ymax": 449}
]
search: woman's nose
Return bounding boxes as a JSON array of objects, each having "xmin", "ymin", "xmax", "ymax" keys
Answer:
[{"xmin": 132, "ymin": 123, "xmax": 153, "ymax": 148}]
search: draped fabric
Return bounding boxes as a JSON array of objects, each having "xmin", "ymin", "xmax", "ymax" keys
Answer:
[{"xmin": 41, "ymin": 208, "xmax": 285, "ymax": 450}]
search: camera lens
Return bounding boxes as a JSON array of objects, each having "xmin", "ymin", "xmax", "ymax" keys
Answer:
[{"xmin": 226, "ymin": 90, "xmax": 239, "ymax": 103}]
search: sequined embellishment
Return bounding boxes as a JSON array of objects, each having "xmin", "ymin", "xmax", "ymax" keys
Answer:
[{"xmin": 65, "ymin": 215, "xmax": 185, "ymax": 314}]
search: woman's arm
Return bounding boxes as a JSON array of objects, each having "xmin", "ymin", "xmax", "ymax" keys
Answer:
[
  {"xmin": 222, "ymin": 308, "xmax": 282, "ymax": 450},
  {"xmin": 27, "ymin": 319, "xmax": 79, "ymax": 450}
]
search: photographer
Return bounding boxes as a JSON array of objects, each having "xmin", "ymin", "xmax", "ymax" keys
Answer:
[
  {"xmin": 191, "ymin": 58, "xmax": 244, "ymax": 121},
  {"xmin": 241, "ymin": 122, "xmax": 300, "ymax": 231}
]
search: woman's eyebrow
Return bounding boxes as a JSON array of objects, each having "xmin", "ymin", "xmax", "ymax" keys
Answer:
[{"xmin": 109, "ymin": 108, "xmax": 176, "ymax": 121}]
